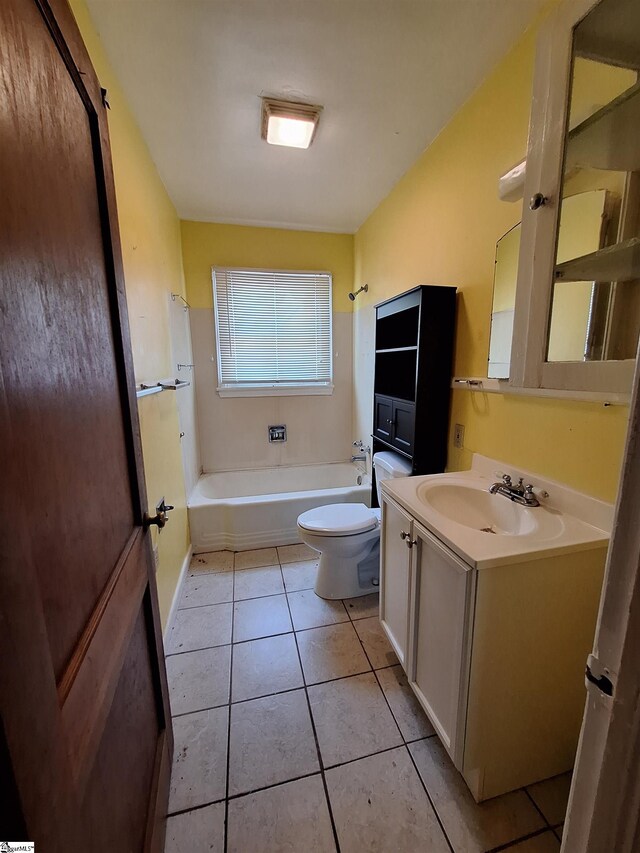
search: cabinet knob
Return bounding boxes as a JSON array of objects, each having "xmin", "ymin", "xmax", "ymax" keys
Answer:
[
  {"xmin": 400, "ymin": 530, "xmax": 416, "ymax": 547},
  {"xmin": 529, "ymin": 192, "xmax": 548, "ymax": 210}
]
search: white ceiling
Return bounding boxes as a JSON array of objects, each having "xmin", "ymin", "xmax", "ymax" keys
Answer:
[{"xmin": 87, "ymin": 0, "xmax": 544, "ymax": 233}]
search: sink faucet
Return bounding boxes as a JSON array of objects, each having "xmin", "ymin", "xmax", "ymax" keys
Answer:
[{"xmin": 489, "ymin": 474, "xmax": 540, "ymax": 507}]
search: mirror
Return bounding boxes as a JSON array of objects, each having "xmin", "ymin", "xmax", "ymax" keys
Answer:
[
  {"xmin": 489, "ymin": 189, "xmax": 634, "ymax": 379},
  {"xmin": 550, "ymin": 0, "xmax": 640, "ymax": 365},
  {"xmin": 488, "ymin": 224, "xmax": 519, "ymax": 379}
]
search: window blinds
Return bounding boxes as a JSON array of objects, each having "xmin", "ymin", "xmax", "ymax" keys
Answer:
[{"xmin": 213, "ymin": 267, "xmax": 333, "ymax": 390}]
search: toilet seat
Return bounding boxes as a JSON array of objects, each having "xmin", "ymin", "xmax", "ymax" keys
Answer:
[{"xmin": 297, "ymin": 503, "xmax": 378, "ymax": 537}]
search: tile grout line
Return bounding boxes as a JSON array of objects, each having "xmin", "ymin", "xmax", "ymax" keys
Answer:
[
  {"xmin": 167, "ymin": 738, "xmax": 448, "ymax": 820},
  {"xmin": 523, "ymin": 785, "xmax": 556, "ymax": 831},
  {"xmin": 167, "ymin": 646, "xmax": 398, "ymax": 686},
  {"xmin": 486, "ymin": 825, "xmax": 560, "ymax": 853},
  {"xmin": 524, "ymin": 785, "xmax": 567, "ymax": 845},
  {"xmin": 348, "ymin": 610, "xmax": 455, "ymax": 853},
  {"xmin": 281, "ymin": 560, "xmax": 342, "ymax": 853},
  {"xmin": 403, "ymin": 744, "xmax": 456, "ymax": 853},
  {"xmin": 168, "ymin": 612, "xmax": 385, "ymax": 658},
  {"xmin": 167, "ymin": 797, "xmax": 226, "ymax": 819},
  {"xmin": 169, "ymin": 661, "xmax": 424, "ymax": 719},
  {"xmin": 222, "ymin": 568, "xmax": 236, "ymax": 853}
]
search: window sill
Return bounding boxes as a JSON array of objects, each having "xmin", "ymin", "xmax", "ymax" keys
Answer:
[{"xmin": 217, "ymin": 384, "xmax": 334, "ymax": 398}]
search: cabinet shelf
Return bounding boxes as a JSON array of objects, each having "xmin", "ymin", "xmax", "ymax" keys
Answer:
[
  {"xmin": 375, "ymin": 346, "xmax": 418, "ymax": 354},
  {"xmin": 567, "ymin": 80, "xmax": 640, "ymax": 173},
  {"xmin": 555, "ymin": 236, "xmax": 640, "ymax": 283}
]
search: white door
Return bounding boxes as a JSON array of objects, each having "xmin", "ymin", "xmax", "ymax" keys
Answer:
[
  {"xmin": 380, "ymin": 495, "xmax": 414, "ymax": 668},
  {"xmin": 562, "ymin": 358, "xmax": 640, "ymax": 850},
  {"xmin": 408, "ymin": 522, "xmax": 475, "ymax": 766}
]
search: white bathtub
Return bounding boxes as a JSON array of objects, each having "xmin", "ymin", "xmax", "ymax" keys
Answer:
[{"xmin": 188, "ymin": 462, "xmax": 371, "ymax": 552}]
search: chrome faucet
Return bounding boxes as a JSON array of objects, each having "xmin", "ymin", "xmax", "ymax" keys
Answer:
[
  {"xmin": 489, "ymin": 473, "xmax": 541, "ymax": 507},
  {"xmin": 351, "ymin": 440, "xmax": 370, "ymax": 462}
]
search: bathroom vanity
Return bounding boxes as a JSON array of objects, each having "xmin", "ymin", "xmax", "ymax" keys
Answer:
[{"xmin": 379, "ymin": 455, "xmax": 611, "ymax": 802}]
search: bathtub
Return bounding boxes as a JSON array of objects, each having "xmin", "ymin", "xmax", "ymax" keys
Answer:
[{"xmin": 188, "ymin": 462, "xmax": 371, "ymax": 552}]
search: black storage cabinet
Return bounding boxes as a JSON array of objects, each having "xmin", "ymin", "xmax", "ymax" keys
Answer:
[{"xmin": 372, "ymin": 285, "xmax": 456, "ymax": 505}]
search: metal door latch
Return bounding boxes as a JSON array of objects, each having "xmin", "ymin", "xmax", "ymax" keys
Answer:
[
  {"xmin": 585, "ymin": 653, "xmax": 614, "ymax": 697},
  {"xmin": 144, "ymin": 497, "xmax": 174, "ymax": 529}
]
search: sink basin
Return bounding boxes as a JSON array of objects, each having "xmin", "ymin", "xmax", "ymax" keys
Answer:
[{"xmin": 416, "ymin": 482, "xmax": 564, "ymax": 539}]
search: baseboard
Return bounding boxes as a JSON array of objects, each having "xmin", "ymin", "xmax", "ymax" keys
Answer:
[
  {"xmin": 163, "ymin": 544, "xmax": 192, "ymax": 644},
  {"xmin": 192, "ymin": 528, "xmax": 301, "ymax": 554}
]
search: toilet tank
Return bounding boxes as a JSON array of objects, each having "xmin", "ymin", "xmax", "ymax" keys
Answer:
[{"xmin": 373, "ymin": 451, "xmax": 413, "ymax": 505}]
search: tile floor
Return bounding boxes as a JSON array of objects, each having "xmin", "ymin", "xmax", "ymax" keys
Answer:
[{"xmin": 164, "ymin": 545, "xmax": 570, "ymax": 853}]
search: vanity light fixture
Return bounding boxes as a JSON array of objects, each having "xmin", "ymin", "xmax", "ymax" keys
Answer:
[{"xmin": 261, "ymin": 97, "xmax": 322, "ymax": 149}]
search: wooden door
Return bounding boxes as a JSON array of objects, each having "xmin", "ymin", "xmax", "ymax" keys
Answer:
[
  {"xmin": 407, "ymin": 523, "xmax": 474, "ymax": 768},
  {"xmin": 379, "ymin": 496, "xmax": 414, "ymax": 667},
  {"xmin": 0, "ymin": 0, "xmax": 173, "ymax": 850}
]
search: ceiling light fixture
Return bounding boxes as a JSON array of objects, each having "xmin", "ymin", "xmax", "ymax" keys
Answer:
[{"xmin": 261, "ymin": 97, "xmax": 323, "ymax": 149}]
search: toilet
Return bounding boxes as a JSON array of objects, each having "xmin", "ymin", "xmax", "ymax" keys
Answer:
[{"xmin": 297, "ymin": 451, "xmax": 412, "ymax": 599}]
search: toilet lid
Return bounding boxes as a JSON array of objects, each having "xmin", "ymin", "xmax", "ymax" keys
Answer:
[{"xmin": 298, "ymin": 503, "xmax": 379, "ymax": 536}]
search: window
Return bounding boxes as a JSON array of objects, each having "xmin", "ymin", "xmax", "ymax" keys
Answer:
[{"xmin": 212, "ymin": 267, "xmax": 333, "ymax": 397}]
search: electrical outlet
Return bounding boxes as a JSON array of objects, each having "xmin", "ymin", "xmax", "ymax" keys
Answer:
[{"xmin": 454, "ymin": 423, "xmax": 465, "ymax": 449}]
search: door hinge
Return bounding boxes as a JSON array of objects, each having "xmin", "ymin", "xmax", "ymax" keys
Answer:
[{"xmin": 585, "ymin": 653, "xmax": 614, "ymax": 697}]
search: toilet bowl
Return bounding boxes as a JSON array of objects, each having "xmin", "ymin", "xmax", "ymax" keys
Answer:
[{"xmin": 297, "ymin": 451, "xmax": 412, "ymax": 600}]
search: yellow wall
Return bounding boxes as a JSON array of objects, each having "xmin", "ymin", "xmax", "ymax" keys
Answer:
[
  {"xmin": 181, "ymin": 221, "xmax": 354, "ymax": 311},
  {"xmin": 70, "ymin": 0, "xmax": 190, "ymax": 624},
  {"xmin": 353, "ymin": 12, "xmax": 629, "ymax": 502}
]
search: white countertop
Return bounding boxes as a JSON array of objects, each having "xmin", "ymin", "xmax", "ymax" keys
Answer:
[{"xmin": 382, "ymin": 461, "xmax": 611, "ymax": 570}]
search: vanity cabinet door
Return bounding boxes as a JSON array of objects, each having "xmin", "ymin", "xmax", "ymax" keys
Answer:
[
  {"xmin": 408, "ymin": 522, "xmax": 475, "ymax": 766},
  {"xmin": 379, "ymin": 495, "xmax": 414, "ymax": 668}
]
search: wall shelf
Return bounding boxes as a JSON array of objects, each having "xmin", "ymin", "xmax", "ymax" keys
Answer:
[{"xmin": 452, "ymin": 376, "xmax": 630, "ymax": 406}]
